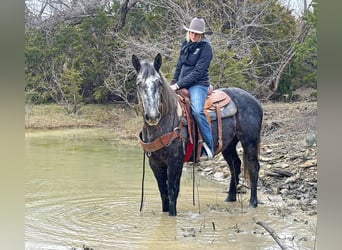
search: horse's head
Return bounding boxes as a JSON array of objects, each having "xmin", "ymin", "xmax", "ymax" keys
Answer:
[{"xmin": 132, "ymin": 54, "xmax": 163, "ymax": 126}]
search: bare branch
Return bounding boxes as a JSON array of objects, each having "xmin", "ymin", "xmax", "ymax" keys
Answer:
[{"xmin": 256, "ymin": 221, "xmax": 289, "ymax": 250}]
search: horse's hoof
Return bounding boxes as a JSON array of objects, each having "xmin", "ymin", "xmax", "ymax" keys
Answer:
[
  {"xmin": 225, "ymin": 196, "xmax": 236, "ymax": 202},
  {"xmin": 162, "ymin": 204, "xmax": 169, "ymax": 212},
  {"xmin": 168, "ymin": 210, "xmax": 177, "ymax": 216},
  {"xmin": 168, "ymin": 206, "xmax": 177, "ymax": 216},
  {"xmin": 248, "ymin": 203, "xmax": 258, "ymax": 208}
]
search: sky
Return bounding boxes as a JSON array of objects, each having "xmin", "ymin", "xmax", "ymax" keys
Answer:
[
  {"xmin": 26, "ymin": 0, "xmax": 313, "ymax": 18},
  {"xmin": 279, "ymin": 0, "xmax": 313, "ymax": 17}
]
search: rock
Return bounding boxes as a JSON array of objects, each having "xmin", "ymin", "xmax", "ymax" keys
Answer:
[
  {"xmin": 260, "ymin": 156, "xmax": 273, "ymax": 162},
  {"xmin": 182, "ymin": 227, "xmax": 197, "ymax": 237},
  {"xmin": 202, "ymin": 166, "xmax": 213, "ymax": 172},
  {"xmin": 305, "ymin": 133, "xmax": 316, "ymax": 147},
  {"xmin": 299, "ymin": 159, "xmax": 317, "ymax": 168},
  {"xmin": 266, "ymin": 168, "xmax": 294, "ymax": 177},
  {"xmin": 273, "ymin": 162, "xmax": 289, "ymax": 168},
  {"xmin": 311, "ymin": 199, "xmax": 317, "ymax": 206},
  {"xmin": 222, "ymin": 167, "xmax": 230, "ymax": 178},
  {"xmin": 213, "ymin": 172, "xmax": 224, "ymax": 180}
]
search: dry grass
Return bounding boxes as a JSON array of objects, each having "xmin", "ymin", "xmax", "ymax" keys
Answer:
[{"xmin": 25, "ymin": 104, "xmax": 142, "ymax": 140}]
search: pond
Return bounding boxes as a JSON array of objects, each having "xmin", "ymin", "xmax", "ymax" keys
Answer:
[{"xmin": 25, "ymin": 129, "xmax": 316, "ymax": 250}]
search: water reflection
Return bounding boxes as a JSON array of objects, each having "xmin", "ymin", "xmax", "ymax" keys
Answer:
[{"xmin": 25, "ymin": 129, "xmax": 316, "ymax": 250}]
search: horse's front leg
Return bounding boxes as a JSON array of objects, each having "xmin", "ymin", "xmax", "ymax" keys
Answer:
[
  {"xmin": 167, "ymin": 156, "xmax": 184, "ymax": 216},
  {"xmin": 150, "ymin": 161, "xmax": 169, "ymax": 212}
]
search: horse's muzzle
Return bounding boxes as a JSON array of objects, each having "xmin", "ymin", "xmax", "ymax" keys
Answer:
[{"xmin": 145, "ymin": 112, "xmax": 161, "ymax": 126}]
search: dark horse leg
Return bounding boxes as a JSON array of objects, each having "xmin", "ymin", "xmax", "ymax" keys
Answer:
[
  {"xmin": 241, "ymin": 141, "xmax": 260, "ymax": 207},
  {"xmin": 222, "ymin": 137, "xmax": 241, "ymax": 203},
  {"xmin": 221, "ymin": 87, "xmax": 262, "ymax": 208},
  {"xmin": 150, "ymin": 161, "xmax": 169, "ymax": 213},
  {"xmin": 150, "ymin": 157, "xmax": 183, "ymax": 216},
  {"xmin": 222, "ymin": 137, "xmax": 260, "ymax": 207},
  {"xmin": 166, "ymin": 157, "xmax": 183, "ymax": 216}
]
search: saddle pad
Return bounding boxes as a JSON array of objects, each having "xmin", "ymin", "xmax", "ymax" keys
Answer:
[{"xmin": 208, "ymin": 99, "xmax": 237, "ymax": 121}]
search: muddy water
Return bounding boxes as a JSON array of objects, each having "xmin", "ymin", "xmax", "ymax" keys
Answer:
[{"xmin": 25, "ymin": 129, "xmax": 316, "ymax": 250}]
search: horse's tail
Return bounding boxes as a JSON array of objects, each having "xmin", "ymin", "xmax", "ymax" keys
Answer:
[{"xmin": 243, "ymin": 153, "xmax": 250, "ymax": 188}]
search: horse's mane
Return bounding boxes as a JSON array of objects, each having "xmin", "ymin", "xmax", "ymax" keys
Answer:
[
  {"xmin": 159, "ymin": 71, "xmax": 178, "ymax": 117},
  {"xmin": 140, "ymin": 61, "xmax": 178, "ymax": 117}
]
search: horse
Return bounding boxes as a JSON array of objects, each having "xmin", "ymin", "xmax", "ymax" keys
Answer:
[{"xmin": 132, "ymin": 53, "xmax": 263, "ymax": 216}]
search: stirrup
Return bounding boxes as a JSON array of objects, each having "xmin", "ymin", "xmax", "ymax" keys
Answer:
[{"xmin": 202, "ymin": 142, "xmax": 213, "ymax": 160}]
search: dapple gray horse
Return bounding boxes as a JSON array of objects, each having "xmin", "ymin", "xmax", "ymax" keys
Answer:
[{"xmin": 132, "ymin": 53, "xmax": 263, "ymax": 216}]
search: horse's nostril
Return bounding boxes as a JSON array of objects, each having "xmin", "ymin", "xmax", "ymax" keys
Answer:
[
  {"xmin": 145, "ymin": 114, "xmax": 150, "ymax": 121},
  {"xmin": 145, "ymin": 113, "xmax": 160, "ymax": 121},
  {"xmin": 144, "ymin": 112, "xmax": 160, "ymax": 125}
]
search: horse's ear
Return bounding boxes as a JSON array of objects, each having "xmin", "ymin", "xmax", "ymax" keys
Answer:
[
  {"xmin": 154, "ymin": 53, "xmax": 162, "ymax": 72},
  {"xmin": 132, "ymin": 54, "xmax": 141, "ymax": 72}
]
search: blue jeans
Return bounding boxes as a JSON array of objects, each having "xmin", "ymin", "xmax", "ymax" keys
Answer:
[{"xmin": 188, "ymin": 85, "xmax": 214, "ymax": 153}]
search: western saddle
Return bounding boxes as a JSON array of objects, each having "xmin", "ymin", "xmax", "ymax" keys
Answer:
[{"xmin": 177, "ymin": 85, "xmax": 231, "ymax": 162}]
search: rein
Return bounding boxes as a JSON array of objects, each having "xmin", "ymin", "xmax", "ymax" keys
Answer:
[{"xmin": 139, "ymin": 151, "xmax": 146, "ymax": 212}]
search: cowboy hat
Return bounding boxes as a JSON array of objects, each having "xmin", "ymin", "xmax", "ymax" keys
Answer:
[{"xmin": 183, "ymin": 17, "xmax": 206, "ymax": 34}]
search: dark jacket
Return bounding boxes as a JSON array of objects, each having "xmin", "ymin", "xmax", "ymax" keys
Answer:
[{"xmin": 172, "ymin": 37, "xmax": 213, "ymax": 89}]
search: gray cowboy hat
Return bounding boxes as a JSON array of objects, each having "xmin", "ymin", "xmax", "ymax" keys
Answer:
[{"xmin": 183, "ymin": 17, "xmax": 206, "ymax": 34}]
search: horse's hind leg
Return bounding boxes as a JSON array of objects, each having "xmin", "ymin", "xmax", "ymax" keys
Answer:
[
  {"xmin": 150, "ymin": 162, "xmax": 169, "ymax": 212},
  {"xmin": 242, "ymin": 142, "xmax": 260, "ymax": 208},
  {"xmin": 222, "ymin": 138, "xmax": 241, "ymax": 203}
]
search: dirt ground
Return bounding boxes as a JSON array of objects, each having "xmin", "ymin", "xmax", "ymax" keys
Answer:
[
  {"xmin": 195, "ymin": 100, "xmax": 317, "ymax": 215},
  {"xmin": 260, "ymin": 101, "xmax": 317, "ymax": 215}
]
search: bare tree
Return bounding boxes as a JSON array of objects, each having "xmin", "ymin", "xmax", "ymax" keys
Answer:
[
  {"xmin": 262, "ymin": 0, "xmax": 315, "ymax": 98},
  {"xmin": 25, "ymin": 0, "xmax": 315, "ymax": 106},
  {"xmin": 115, "ymin": 0, "xmax": 141, "ymax": 31},
  {"xmin": 25, "ymin": 0, "xmax": 111, "ymax": 28}
]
